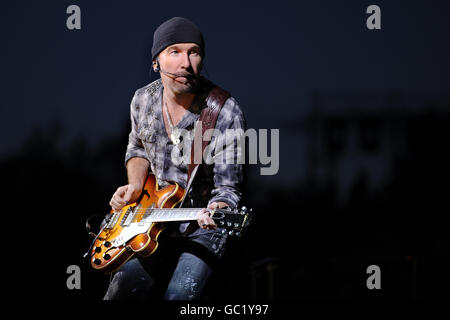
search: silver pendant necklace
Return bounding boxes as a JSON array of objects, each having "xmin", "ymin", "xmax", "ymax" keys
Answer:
[{"xmin": 164, "ymin": 102, "xmax": 181, "ymax": 145}]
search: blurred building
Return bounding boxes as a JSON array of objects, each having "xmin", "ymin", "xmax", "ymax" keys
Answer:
[{"xmin": 305, "ymin": 91, "xmax": 450, "ymax": 205}]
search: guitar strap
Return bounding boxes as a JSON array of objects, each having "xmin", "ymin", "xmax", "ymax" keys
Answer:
[{"xmin": 180, "ymin": 85, "xmax": 230, "ymax": 207}]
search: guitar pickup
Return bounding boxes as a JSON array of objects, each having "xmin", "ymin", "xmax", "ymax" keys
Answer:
[{"xmin": 120, "ymin": 207, "xmax": 133, "ymax": 227}]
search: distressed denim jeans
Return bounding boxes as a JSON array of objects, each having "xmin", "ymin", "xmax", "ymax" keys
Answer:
[
  {"xmin": 103, "ymin": 231, "xmax": 226, "ymax": 300},
  {"xmin": 164, "ymin": 252, "xmax": 213, "ymax": 300}
]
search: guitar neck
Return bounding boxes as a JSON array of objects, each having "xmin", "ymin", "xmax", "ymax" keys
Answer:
[
  {"xmin": 108, "ymin": 207, "xmax": 205, "ymax": 229},
  {"xmin": 104, "ymin": 205, "xmax": 249, "ymax": 248},
  {"xmin": 109, "ymin": 206, "xmax": 237, "ymax": 230},
  {"xmin": 141, "ymin": 208, "xmax": 201, "ymax": 223}
]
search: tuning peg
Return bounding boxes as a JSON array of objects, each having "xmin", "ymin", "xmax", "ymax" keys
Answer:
[
  {"xmin": 241, "ymin": 206, "xmax": 247, "ymax": 213},
  {"xmin": 228, "ymin": 230, "xmax": 235, "ymax": 236},
  {"xmin": 221, "ymin": 229, "xmax": 227, "ymax": 235},
  {"xmin": 235, "ymin": 231, "xmax": 241, "ymax": 237}
]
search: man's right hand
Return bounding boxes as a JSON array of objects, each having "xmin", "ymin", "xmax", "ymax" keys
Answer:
[{"xmin": 109, "ymin": 184, "xmax": 141, "ymax": 212}]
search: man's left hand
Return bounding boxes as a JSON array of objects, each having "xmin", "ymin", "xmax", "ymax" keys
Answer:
[{"xmin": 197, "ymin": 202, "xmax": 229, "ymax": 230}]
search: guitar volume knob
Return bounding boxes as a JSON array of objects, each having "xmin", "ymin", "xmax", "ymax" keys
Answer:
[{"xmin": 93, "ymin": 259, "xmax": 102, "ymax": 265}]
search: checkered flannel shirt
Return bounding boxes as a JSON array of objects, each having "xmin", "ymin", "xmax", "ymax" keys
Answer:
[{"xmin": 124, "ymin": 78, "xmax": 246, "ymax": 210}]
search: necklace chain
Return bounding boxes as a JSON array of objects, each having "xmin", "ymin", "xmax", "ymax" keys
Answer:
[
  {"xmin": 163, "ymin": 101, "xmax": 181, "ymax": 145},
  {"xmin": 163, "ymin": 101, "xmax": 175, "ymax": 129}
]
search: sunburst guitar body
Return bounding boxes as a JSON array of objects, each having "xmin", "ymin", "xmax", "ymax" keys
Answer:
[{"xmin": 88, "ymin": 173, "xmax": 251, "ymax": 274}]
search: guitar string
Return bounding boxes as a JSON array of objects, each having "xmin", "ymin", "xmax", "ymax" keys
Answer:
[
  {"xmin": 109, "ymin": 208, "xmax": 237, "ymax": 225},
  {"xmin": 117, "ymin": 208, "xmax": 231, "ymax": 213},
  {"xmin": 110, "ymin": 209, "xmax": 233, "ymax": 224}
]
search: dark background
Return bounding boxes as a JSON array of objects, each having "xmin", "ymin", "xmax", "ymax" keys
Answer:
[{"xmin": 1, "ymin": 0, "xmax": 449, "ymax": 299}]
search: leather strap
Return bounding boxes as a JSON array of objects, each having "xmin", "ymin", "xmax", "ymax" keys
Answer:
[{"xmin": 187, "ymin": 86, "xmax": 230, "ymax": 186}]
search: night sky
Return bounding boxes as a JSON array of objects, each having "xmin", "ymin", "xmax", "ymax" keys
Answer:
[
  {"xmin": 1, "ymin": 0, "xmax": 450, "ymax": 301},
  {"xmin": 1, "ymin": 1, "xmax": 449, "ymax": 173}
]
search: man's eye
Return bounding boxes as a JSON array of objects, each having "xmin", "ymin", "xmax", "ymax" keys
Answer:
[{"xmin": 189, "ymin": 51, "xmax": 199, "ymax": 56}]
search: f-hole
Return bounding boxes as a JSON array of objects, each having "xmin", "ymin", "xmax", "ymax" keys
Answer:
[{"xmin": 138, "ymin": 189, "xmax": 151, "ymax": 202}]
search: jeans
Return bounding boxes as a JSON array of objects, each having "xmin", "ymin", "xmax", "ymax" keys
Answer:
[{"xmin": 103, "ymin": 229, "xmax": 226, "ymax": 300}]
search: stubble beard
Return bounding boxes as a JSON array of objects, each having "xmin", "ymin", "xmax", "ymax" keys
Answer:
[{"xmin": 171, "ymin": 77, "xmax": 199, "ymax": 94}]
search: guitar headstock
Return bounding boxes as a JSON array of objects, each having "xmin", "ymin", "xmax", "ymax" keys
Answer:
[{"xmin": 212, "ymin": 206, "xmax": 253, "ymax": 237}]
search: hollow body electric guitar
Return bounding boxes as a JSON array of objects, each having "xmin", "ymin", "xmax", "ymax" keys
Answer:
[{"xmin": 86, "ymin": 173, "xmax": 251, "ymax": 274}]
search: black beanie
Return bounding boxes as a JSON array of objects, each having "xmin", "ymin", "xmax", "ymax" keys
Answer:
[{"xmin": 151, "ymin": 17, "xmax": 205, "ymax": 61}]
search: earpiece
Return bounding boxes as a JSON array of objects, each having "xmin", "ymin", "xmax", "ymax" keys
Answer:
[{"xmin": 153, "ymin": 59, "xmax": 160, "ymax": 72}]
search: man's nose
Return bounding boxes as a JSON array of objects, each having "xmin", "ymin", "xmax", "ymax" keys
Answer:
[{"xmin": 180, "ymin": 52, "xmax": 192, "ymax": 69}]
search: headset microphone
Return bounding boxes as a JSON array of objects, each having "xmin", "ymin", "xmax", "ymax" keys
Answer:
[{"xmin": 154, "ymin": 60, "xmax": 197, "ymax": 81}]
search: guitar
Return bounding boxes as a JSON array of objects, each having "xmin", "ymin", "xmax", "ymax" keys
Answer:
[{"xmin": 86, "ymin": 173, "xmax": 252, "ymax": 273}]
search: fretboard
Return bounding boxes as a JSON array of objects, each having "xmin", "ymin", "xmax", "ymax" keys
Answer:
[
  {"xmin": 115, "ymin": 207, "xmax": 204, "ymax": 227},
  {"xmin": 140, "ymin": 208, "xmax": 200, "ymax": 223}
]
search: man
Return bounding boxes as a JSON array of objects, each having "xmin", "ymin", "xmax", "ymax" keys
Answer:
[{"xmin": 103, "ymin": 17, "xmax": 246, "ymax": 300}]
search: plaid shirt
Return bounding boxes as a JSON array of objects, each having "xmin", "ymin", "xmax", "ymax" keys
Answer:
[{"xmin": 124, "ymin": 78, "xmax": 246, "ymax": 210}]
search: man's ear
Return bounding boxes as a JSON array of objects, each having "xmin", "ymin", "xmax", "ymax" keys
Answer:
[{"xmin": 153, "ymin": 59, "xmax": 160, "ymax": 72}]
